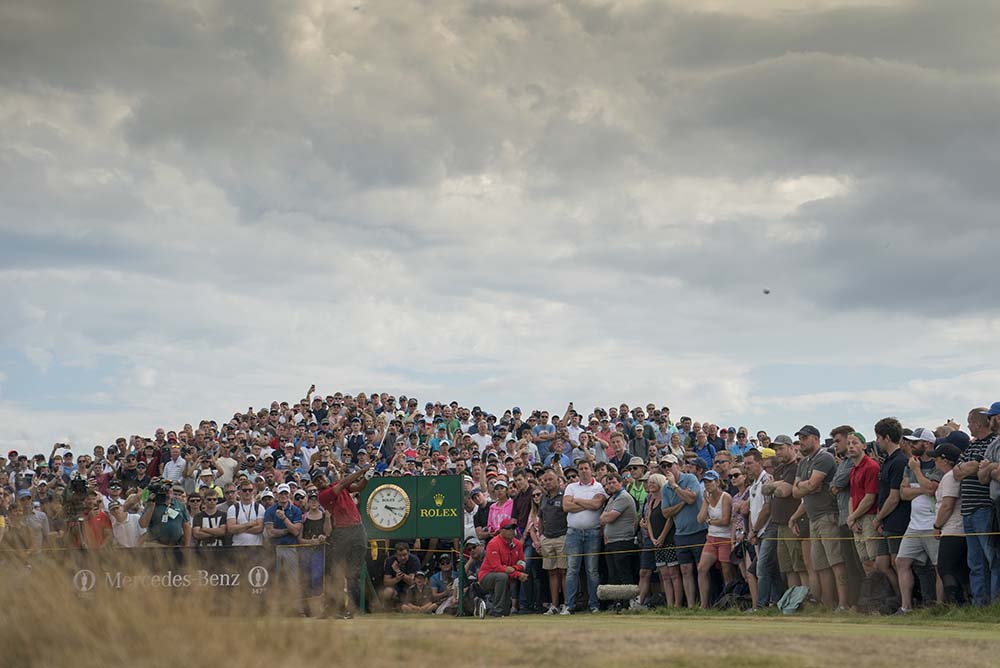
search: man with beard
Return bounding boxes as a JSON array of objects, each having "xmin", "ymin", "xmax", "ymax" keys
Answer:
[{"xmin": 896, "ymin": 427, "xmax": 944, "ymax": 613}]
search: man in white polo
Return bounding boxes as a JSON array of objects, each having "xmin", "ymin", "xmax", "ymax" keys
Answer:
[{"xmin": 561, "ymin": 460, "xmax": 606, "ymax": 613}]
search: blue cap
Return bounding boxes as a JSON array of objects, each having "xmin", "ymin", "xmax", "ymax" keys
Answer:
[
  {"xmin": 936, "ymin": 431, "xmax": 971, "ymax": 451},
  {"xmin": 702, "ymin": 470, "xmax": 720, "ymax": 481},
  {"xmin": 979, "ymin": 401, "xmax": 1000, "ymax": 417},
  {"xmin": 17, "ymin": 489, "xmax": 32, "ymax": 499},
  {"xmin": 512, "ymin": 407, "xmax": 521, "ymax": 413},
  {"xmin": 692, "ymin": 457, "xmax": 710, "ymax": 471}
]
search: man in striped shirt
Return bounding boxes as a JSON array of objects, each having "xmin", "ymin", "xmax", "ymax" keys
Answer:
[{"xmin": 953, "ymin": 407, "xmax": 997, "ymax": 605}]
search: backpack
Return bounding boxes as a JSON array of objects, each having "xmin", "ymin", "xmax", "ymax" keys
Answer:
[
  {"xmin": 857, "ymin": 572, "xmax": 899, "ymax": 615},
  {"xmin": 712, "ymin": 580, "xmax": 752, "ymax": 611},
  {"xmin": 776, "ymin": 585, "xmax": 810, "ymax": 615}
]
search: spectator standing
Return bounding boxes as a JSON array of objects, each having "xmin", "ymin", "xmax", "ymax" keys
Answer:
[
  {"xmin": 793, "ymin": 425, "xmax": 849, "ymax": 611},
  {"xmin": 562, "ymin": 460, "xmax": 606, "ymax": 614},
  {"xmin": 846, "ymin": 432, "xmax": 881, "ymax": 577},
  {"xmin": 931, "ymin": 443, "xmax": 968, "ymax": 604},
  {"xmin": 600, "ymin": 473, "xmax": 638, "ymax": 588},
  {"xmin": 896, "ymin": 428, "xmax": 944, "ymax": 612},
  {"xmin": 873, "ymin": 418, "xmax": 909, "ymax": 598},
  {"xmin": 226, "ymin": 482, "xmax": 264, "ymax": 546},
  {"xmin": 537, "ymin": 468, "xmax": 569, "ymax": 614},
  {"xmin": 696, "ymin": 470, "xmax": 733, "ymax": 608},
  {"xmin": 192, "ymin": 492, "xmax": 227, "ymax": 547},
  {"xmin": 762, "ymin": 435, "xmax": 808, "ymax": 589},
  {"xmin": 662, "ymin": 454, "xmax": 707, "ymax": 608}
]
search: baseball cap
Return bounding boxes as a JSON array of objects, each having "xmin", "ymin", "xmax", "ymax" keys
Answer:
[
  {"xmin": 772, "ymin": 434, "xmax": 794, "ymax": 446},
  {"xmin": 930, "ymin": 443, "xmax": 961, "ymax": 464},
  {"xmin": 492, "ymin": 479, "xmax": 508, "ymax": 488},
  {"xmin": 261, "ymin": 489, "xmax": 275, "ymax": 499},
  {"xmin": 500, "ymin": 517, "xmax": 517, "ymax": 529},
  {"xmin": 979, "ymin": 402, "xmax": 1000, "ymax": 417},
  {"xmin": 727, "ymin": 427, "xmax": 736, "ymax": 433},
  {"xmin": 794, "ymin": 425, "xmax": 821, "ymax": 439},
  {"xmin": 275, "ymin": 483, "xmax": 291, "ymax": 494},
  {"xmin": 936, "ymin": 430, "xmax": 971, "ymax": 451},
  {"xmin": 661, "ymin": 454, "xmax": 679, "ymax": 465},
  {"xmin": 702, "ymin": 470, "xmax": 720, "ymax": 482},
  {"xmin": 903, "ymin": 427, "xmax": 936, "ymax": 444},
  {"xmin": 415, "ymin": 570, "xmax": 428, "ymax": 578},
  {"xmin": 692, "ymin": 457, "xmax": 709, "ymax": 471},
  {"xmin": 17, "ymin": 489, "xmax": 32, "ymax": 499},
  {"xmin": 464, "ymin": 536, "xmax": 482, "ymax": 546}
]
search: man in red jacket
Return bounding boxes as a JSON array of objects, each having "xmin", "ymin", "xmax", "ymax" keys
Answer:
[{"xmin": 478, "ymin": 517, "xmax": 528, "ymax": 617}]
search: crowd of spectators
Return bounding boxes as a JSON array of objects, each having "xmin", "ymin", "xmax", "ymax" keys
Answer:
[{"xmin": 3, "ymin": 387, "xmax": 1000, "ymax": 618}]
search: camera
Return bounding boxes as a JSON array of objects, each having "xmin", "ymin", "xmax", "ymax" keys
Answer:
[{"xmin": 147, "ymin": 479, "xmax": 169, "ymax": 504}]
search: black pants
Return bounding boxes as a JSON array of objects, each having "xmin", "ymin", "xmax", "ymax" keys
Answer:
[
  {"xmin": 937, "ymin": 535, "xmax": 969, "ymax": 605},
  {"xmin": 605, "ymin": 540, "xmax": 637, "ymax": 586}
]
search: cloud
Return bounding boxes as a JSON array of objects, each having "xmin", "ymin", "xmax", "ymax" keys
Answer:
[{"xmin": 1, "ymin": 0, "xmax": 999, "ymax": 453}]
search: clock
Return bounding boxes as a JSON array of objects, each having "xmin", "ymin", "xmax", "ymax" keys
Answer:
[{"xmin": 366, "ymin": 483, "xmax": 411, "ymax": 532}]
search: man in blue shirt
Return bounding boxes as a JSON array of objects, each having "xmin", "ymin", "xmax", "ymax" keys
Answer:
[
  {"xmin": 693, "ymin": 432, "xmax": 717, "ymax": 466},
  {"xmin": 532, "ymin": 412, "xmax": 556, "ymax": 462},
  {"xmin": 661, "ymin": 464, "xmax": 707, "ymax": 608},
  {"xmin": 265, "ymin": 483, "xmax": 304, "ymax": 612},
  {"xmin": 543, "ymin": 438, "xmax": 573, "ymax": 469}
]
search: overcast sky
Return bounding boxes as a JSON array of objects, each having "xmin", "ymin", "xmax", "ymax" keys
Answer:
[{"xmin": 2, "ymin": 0, "xmax": 998, "ymax": 454}]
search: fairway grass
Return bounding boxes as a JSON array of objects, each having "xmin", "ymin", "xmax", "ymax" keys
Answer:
[{"xmin": 330, "ymin": 614, "xmax": 1000, "ymax": 667}]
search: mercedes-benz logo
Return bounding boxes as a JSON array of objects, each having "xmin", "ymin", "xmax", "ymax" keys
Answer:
[
  {"xmin": 73, "ymin": 569, "xmax": 96, "ymax": 592},
  {"xmin": 248, "ymin": 565, "xmax": 269, "ymax": 589}
]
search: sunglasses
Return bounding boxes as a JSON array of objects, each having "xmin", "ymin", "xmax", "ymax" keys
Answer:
[{"xmin": 730, "ymin": 474, "xmax": 743, "ymax": 479}]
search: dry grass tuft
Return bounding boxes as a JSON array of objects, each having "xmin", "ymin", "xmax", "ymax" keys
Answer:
[{"xmin": 4, "ymin": 555, "xmax": 1000, "ymax": 668}]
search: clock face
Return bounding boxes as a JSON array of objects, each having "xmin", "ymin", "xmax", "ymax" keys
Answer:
[{"xmin": 366, "ymin": 484, "xmax": 411, "ymax": 532}]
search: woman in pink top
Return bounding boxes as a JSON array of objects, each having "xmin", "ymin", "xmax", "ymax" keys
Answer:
[{"xmin": 486, "ymin": 480, "xmax": 514, "ymax": 534}]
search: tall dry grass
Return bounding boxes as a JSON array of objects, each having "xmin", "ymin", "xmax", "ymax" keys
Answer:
[{"xmin": 5, "ymin": 551, "xmax": 1000, "ymax": 668}]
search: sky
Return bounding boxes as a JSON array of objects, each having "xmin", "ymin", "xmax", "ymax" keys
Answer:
[{"xmin": 2, "ymin": 0, "xmax": 999, "ymax": 455}]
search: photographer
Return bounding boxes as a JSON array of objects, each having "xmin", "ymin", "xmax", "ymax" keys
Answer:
[{"xmin": 139, "ymin": 480, "xmax": 192, "ymax": 547}]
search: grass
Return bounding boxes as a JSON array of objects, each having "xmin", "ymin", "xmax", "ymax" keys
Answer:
[{"xmin": 3, "ymin": 555, "xmax": 1000, "ymax": 668}]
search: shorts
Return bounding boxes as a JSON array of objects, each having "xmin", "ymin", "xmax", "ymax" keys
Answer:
[
  {"xmin": 897, "ymin": 531, "xmax": 939, "ymax": 565},
  {"xmin": 675, "ymin": 530, "xmax": 707, "ymax": 566},
  {"xmin": 538, "ymin": 534, "xmax": 567, "ymax": 570},
  {"xmin": 640, "ymin": 534, "xmax": 678, "ymax": 569},
  {"xmin": 852, "ymin": 514, "xmax": 879, "ymax": 563},
  {"xmin": 808, "ymin": 514, "xmax": 845, "ymax": 570},
  {"xmin": 656, "ymin": 544, "xmax": 679, "ymax": 568},
  {"xmin": 639, "ymin": 536, "xmax": 656, "ymax": 570},
  {"xmin": 776, "ymin": 524, "xmax": 805, "ymax": 574},
  {"xmin": 702, "ymin": 535, "xmax": 732, "ymax": 562},
  {"xmin": 876, "ymin": 535, "xmax": 903, "ymax": 558}
]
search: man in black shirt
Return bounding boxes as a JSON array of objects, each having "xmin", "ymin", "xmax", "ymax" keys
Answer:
[
  {"xmin": 537, "ymin": 468, "xmax": 569, "ymax": 614},
  {"xmin": 873, "ymin": 417, "xmax": 908, "ymax": 597}
]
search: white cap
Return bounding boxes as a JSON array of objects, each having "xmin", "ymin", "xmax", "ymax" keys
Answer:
[
  {"xmin": 275, "ymin": 483, "xmax": 291, "ymax": 494},
  {"xmin": 904, "ymin": 427, "xmax": 936, "ymax": 443}
]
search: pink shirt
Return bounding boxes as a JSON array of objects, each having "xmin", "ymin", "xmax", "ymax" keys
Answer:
[{"xmin": 486, "ymin": 498, "xmax": 513, "ymax": 533}]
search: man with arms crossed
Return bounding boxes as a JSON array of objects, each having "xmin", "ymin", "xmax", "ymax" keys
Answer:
[
  {"xmin": 562, "ymin": 460, "xmax": 606, "ymax": 613},
  {"xmin": 792, "ymin": 425, "xmax": 848, "ymax": 611}
]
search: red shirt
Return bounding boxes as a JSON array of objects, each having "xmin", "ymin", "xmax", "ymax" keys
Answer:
[
  {"xmin": 849, "ymin": 455, "xmax": 880, "ymax": 516},
  {"xmin": 84, "ymin": 511, "xmax": 112, "ymax": 549},
  {"xmin": 318, "ymin": 485, "xmax": 361, "ymax": 527},
  {"xmin": 479, "ymin": 534, "xmax": 525, "ymax": 580}
]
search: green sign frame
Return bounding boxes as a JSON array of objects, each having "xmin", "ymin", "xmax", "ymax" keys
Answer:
[{"xmin": 359, "ymin": 475, "xmax": 463, "ymax": 541}]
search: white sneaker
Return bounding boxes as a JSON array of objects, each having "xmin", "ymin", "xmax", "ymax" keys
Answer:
[
  {"xmin": 476, "ymin": 598, "xmax": 488, "ymax": 620},
  {"xmin": 544, "ymin": 605, "xmax": 558, "ymax": 615},
  {"xmin": 629, "ymin": 596, "xmax": 643, "ymax": 610},
  {"xmin": 558, "ymin": 604, "xmax": 571, "ymax": 615}
]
